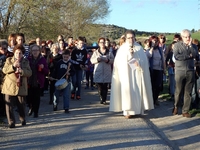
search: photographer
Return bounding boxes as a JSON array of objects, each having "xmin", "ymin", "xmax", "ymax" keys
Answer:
[{"xmin": 146, "ymin": 35, "xmax": 166, "ymax": 106}]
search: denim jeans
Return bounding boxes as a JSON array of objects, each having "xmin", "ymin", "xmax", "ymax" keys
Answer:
[
  {"xmin": 71, "ymin": 69, "xmax": 83, "ymax": 96},
  {"xmin": 53, "ymin": 83, "xmax": 71, "ymax": 110},
  {"xmin": 169, "ymin": 74, "xmax": 175, "ymax": 96}
]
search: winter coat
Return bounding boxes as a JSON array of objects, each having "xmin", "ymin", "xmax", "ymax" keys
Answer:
[
  {"xmin": 90, "ymin": 48, "xmax": 114, "ymax": 83},
  {"xmin": 1, "ymin": 57, "xmax": 32, "ymax": 96},
  {"xmin": 28, "ymin": 55, "xmax": 49, "ymax": 88},
  {"xmin": 0, "ymin": 54, "xmax": 6, "ymax": 90}
]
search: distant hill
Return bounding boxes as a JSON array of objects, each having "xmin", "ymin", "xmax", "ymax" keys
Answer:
[
  {"xmin": 96, "ymin": 24, "xmax": 176, "ymax": 40},
  {"xmin": 87, "ymin": 24, "xmax": 199, "ymax": 45}
]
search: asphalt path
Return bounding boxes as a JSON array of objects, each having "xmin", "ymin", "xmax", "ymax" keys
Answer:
[{"xmin": 0, "ymin": 83, "xmax": 200, "ymax": 150}]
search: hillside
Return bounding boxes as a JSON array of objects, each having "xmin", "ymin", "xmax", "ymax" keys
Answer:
[
  {"xmin": 97, "ymin": 24, "xmax": 176, "ymax": 40},
  {"xmin": 96, "ymin": 24, "xmax": 200, "ymax": 45}
]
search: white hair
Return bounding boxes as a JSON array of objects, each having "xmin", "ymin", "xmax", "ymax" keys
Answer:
[{"xmin": 180, "ymin": 29, "xmax": 191, "ymax": 37}]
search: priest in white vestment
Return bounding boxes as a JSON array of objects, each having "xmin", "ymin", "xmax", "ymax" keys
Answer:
[{"xmin": 109, "ymin": 30, "xmax": 154, "ymax": 118}]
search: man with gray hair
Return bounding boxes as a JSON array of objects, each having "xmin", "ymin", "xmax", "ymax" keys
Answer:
[{"xmin": 173, "ymin": 29, "xmax": 199, "ymax": 118}]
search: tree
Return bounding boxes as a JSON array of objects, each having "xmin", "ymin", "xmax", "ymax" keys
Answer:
[
  {"xmin": 191, "ymin": 28, "xmax": 195, "ymax": 33},
  {"xmin": 0, "ymin": 0, "xmax": 110, "ymax": 43}
]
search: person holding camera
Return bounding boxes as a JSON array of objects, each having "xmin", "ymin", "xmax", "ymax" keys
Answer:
[{"xmin": 146, "ymin": 35, "xmax": 166, "ymax": 106}]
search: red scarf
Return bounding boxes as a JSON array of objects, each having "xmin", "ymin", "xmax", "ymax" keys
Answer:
[{"xmin": 14, "ymin": 58, "xmax": 22, "ymax": 87}]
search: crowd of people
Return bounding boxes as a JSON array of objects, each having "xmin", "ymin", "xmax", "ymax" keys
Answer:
[{"xmin": 0, "ymin": 29, "xmax": 200, "ymax": 128}]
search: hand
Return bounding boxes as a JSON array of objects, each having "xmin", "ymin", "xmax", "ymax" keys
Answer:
[
  {"xmin": 151, "ymin": 42, "xmax": 155, "ymax": 48},
  {"xmin": 189, "ymin": 37, "xmax": 192, "ymax": 46},
  {"xmin": 84, "ymin": 65, "xmax": 88, "ymax": 69},
  {"xmin": 48, "ymin": 77, "xmax": 54, "ymax": 81},
  {"xmin": 134, "ymin": 61, "xmax": 139, "ymax": 67},
  {"xmin": 39, "ymin": 64, "xmax": 44, "ymax": 69},
  {"xmin": 13, "ymin": 60, "xmax": 20, "ymax": 68},
  {"xmin": 97, "ymin": 57, "xmax": 101, "ymax": 62},
  {"xmin": 15, "ymin": 67, "xmax": 22, "ymax": 74},
  {"xmin": 80, "ymin": 64, "xmax": 84, "ymax": 68},
  {"xmin": 103, "ymin": 58, "xmax": 108, "ymax": 62}
]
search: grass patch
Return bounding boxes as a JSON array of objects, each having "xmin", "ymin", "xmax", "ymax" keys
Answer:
[
  {"xmin": 159, "ymin": 82, "xmax": 171, "ymax": 100},
  {"xmin": 160, "ymin": 81, "xmax": 200, "ymax": 117},
  {"xmin": 189, "ymin": 109, "xmax": 200, "ymax": 117}
]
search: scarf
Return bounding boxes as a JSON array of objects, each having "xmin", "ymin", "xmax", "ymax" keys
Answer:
[{"xmin": 14, "ymin": 58, "xmax": 23, "ymax": 87}]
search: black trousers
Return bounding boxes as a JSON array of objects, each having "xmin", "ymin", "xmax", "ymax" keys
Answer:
[
  {"xmin": 150, "ymin": 69, "xmax": 163, "ymax": 104},
  {"xmin": 49, "ymin": 80, "xmax": 56, "ymax": 103},
  {"xmin": 0, "ymin": 93, "xmax": 5, "ymax": 116},
  {"xmin": 96, "ymin": 83, "xmax": 108, "ymax": 102},
  {"xmin": 27, "ymin": 86, "xmax": 41, "ymax": 115},
  {"xmin": 85, "ymin": 71, "xmax": 94, "ymax": 87},
  {"xmin": 174, "ymin": 70, "xmax": 194, "ymax": 113},
  {"xmin": 5, "ymin": 95, "xmax": 26, "ymax": 125}
]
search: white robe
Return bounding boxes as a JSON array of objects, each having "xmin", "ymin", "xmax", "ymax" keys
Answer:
[{"xmin": 109, "ymin": 42, "xmax": 154, "ymax": 115}]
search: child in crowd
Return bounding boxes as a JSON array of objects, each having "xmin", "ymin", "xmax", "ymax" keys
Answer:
[
  {"xmin": 51, "ymin": 50, "xmax": 75, "ymax": 113},
  {"xmin": 70, "ymin": 37, "xmax": 87, "ymax": 100}
]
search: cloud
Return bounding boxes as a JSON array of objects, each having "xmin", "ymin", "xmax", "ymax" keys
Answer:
[{"xmin": 157, "ymin": 0, "xmax": 177, "ymax": 6}]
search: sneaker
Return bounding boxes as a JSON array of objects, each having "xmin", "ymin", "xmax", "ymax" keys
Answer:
[
  {"xmin": 65, "ymin": 109, "xmax": 69, "ymax": 113},
  {"xmin": 53, "ymin": 105, "xmax": 57, "ymax": 111},
  {"xmin": 71, "ymin": 94, "xmax": 75, "ymax": 99},
  {"xmin": 21, "ymin": 120, "xmax": 26, "ymax": 126},
  {"xmin": 28, "ymin": 109, "xmax": 33, "ymax": 116},
  {"xmin": 76, "ymin": 96, "xmax": 81, "ymax": 100},
  {"xmin": 91, "ymin": 87, "xmax": 94, "ymax": 90},
  {"xmin": 85, "ymin": 86, "xmax": 89, "ymax": 89}
]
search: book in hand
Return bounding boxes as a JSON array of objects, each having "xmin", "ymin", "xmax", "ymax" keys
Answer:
[{"xmin": 128, "ymin": 58, "xmax": 139, "ymax": 70}]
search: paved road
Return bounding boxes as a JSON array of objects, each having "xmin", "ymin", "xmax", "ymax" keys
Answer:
[{"xmin": 0, "ymin": 84, "xmax": 200, "ymax": 150}]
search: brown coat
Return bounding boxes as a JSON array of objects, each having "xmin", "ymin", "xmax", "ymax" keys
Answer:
[{"xmin": 1, "ymin": 57, "xmax": 32, "ymax": 96}]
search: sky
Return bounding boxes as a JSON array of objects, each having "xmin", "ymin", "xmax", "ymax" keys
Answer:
[{"xmin": 106, "ymin": 0, "xmax": 200, "ymax": 33}]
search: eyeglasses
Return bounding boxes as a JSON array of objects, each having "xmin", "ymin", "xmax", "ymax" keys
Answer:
[
  {"xmin": 99, "ymin": 42, "xmax": 105, "ymax": 44},
  {"xmin": 182, "ymin": 36, "xmax": 190, "ymax": 39},
  {"xmin": 127, "ymin": 37, "xmax": 134, "ymax": 39}
]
